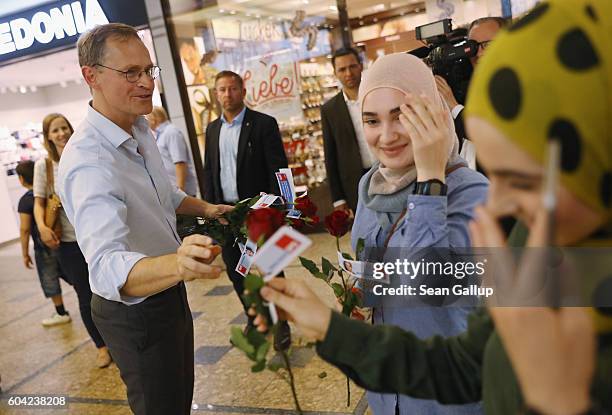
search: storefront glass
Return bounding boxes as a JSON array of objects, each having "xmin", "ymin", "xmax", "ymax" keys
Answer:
[{"xmin": 163, "ymin": 0, "xmax": 504, "ymax": 191}]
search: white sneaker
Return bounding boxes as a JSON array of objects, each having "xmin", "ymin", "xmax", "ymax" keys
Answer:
[{"xmin": 41, "ymin": 313, "xmax": 71, "ymax": 327}]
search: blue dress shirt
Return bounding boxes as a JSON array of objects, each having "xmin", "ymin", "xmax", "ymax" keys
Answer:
[
  {"xmin": 155, "ymin": 121, "xmax": 199, "ymax": 196},
  {"xmin": 58, "ymin": 104, "xmax": 187, "ymax": 305},
  {"xmin": 218, "ymin": 106, "xmax": 246, "ymax": 203}
]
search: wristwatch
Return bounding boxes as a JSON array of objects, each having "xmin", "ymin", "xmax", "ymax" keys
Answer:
[{"xmin": 414, "ymin": 179, "xmax": 448, "ymax": 196}]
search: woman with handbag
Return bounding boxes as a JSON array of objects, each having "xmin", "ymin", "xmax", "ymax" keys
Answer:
[{"xmin": 33, "ymin": 113, "xmax": 111, "ymax": 368}]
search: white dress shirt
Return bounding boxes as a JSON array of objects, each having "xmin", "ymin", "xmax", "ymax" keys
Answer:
[
  {"xmin": 343, "ymin": 91, "xmax": 374, "ymax": 169},
  {"xmin": 218, "ymin": 106, "xmax": 246, "ymax": 203},
  {"xmin": 58, "ymin": 104, "xmax": 187, "ymax": 305}
]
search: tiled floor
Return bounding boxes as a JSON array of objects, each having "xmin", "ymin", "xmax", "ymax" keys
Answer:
[{"xmin": 0, "ymin": 234, "xmax": 370, "ymax": 414}]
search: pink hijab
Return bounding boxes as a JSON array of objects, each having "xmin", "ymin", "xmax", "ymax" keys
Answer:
[{"xmin": 358, "ymin": 53, "xmax": 460, "ymax": 195}]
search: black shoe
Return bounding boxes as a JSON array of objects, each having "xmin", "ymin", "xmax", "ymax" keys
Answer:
[{"xmin": 273, "ymin": 320, "xmax": 291, "ymax": 351}]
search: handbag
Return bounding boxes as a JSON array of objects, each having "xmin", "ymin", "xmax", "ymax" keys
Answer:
[{"xmin": 44, "ymin": 158, "xmax": 63, "ymax": 240}]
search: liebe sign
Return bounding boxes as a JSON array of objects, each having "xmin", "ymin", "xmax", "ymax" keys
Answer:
[{"xmin": 0, "ymin": 0, "xmax": 148, "ymax": 64}]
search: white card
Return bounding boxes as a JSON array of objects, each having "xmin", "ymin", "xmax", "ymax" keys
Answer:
[
  {"xmin": 252, "ymin": 226, "xmax": 312, "ymax": 280},
  {"xmin": 235, "ymin": 239, "xmax": 258, "ymax": 277},
  {"xmin": 337, "ymin": 251, "xmax": 390, "ymax": 284},
  {"xmin": 275, "ymin": 168, "xmax": 296, "ymax": 205},
  {"xmin": 251, "ymin": 194, "xmax": 280, "ymax": 209}
]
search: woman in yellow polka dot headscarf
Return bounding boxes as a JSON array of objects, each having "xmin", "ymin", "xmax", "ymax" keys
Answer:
[
  {"xmin": 466, "ymin": 0, "xmax": 612, "ymax": 413},
  {"xmin": 249, "ymin": 1, "xmax": 612, "ymax": 414}
]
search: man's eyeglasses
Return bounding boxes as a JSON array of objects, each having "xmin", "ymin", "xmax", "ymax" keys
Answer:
[{"xmin": 94, "ymin": 64, "xmax": 161, "ymax": 83}]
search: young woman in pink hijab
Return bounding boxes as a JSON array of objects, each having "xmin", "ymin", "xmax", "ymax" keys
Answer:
[{"xmin": 340, "ymin": 53, "xmax": 487, "ymax": 414}]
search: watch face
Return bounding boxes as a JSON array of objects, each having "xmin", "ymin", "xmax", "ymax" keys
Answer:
[{"xmin": 430, "ymin": 182, "xmax": 443, "ymax": 195}]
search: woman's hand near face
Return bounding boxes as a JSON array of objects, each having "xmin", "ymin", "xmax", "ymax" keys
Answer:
[
  {"xmin": 470, "ymin": 206, "xmax": 596, "ymax": 415},
  {"xmin": 399, "ymin": 93, "xmax": 453, "ymax": 182},
  {"xmin": 251, "ymin": 278, "xmax": 332, "ymax": 342}
]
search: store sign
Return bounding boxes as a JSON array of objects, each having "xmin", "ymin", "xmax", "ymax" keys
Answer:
[
  {"xmin": 240, "ymin": 21, "xmax": 284, "ymax": 43},
  {"xmin": 243, "ymin": 61, "xmax": 304, "ymax": 125},
  {"xmin": 0, "ymin": 0, "xmax": 148, "ymax": 64}
]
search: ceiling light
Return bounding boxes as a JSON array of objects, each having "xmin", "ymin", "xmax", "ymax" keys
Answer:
[
  {"xmin": 19, "ymin": 86, "xmax": 27, "ymax": 93},
  {"xmin": 219, "ymin": 8, "xmax": 225, "ymax": 13},
  {"xmin": 328, "ymin": 5, "xmax": 338, "ymax": 11},
  {"xmin": 9, "ymin": 86, "xmax": 17, "ymax": 93},
  {"xmin": 229, "ymin": 10, "xmax": 237, "ymax": 15},
  {"xmin": 373, "ymin": 3, "xmax": 386, "ymax": 12},
  {"xmin": 302, "ymin": 0, "xmax": 309, "ymax": 3},
  {"xmin": 30, "ymin": 85, "xmax": 37, "ymax": 92},
  {"xmin": 60, "ymin": 81, "xmax": 67, "ymax": 88}
]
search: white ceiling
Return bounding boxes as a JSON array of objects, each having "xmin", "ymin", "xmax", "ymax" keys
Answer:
[{"xmin": 173, "ymin": 0, "xmax": 424, "ymax": 22}]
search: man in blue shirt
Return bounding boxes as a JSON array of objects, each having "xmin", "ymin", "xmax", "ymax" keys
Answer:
[
  {"xmin": 58, "ymin": 23, "xmax": 232, "ymax": 415},
  {"xmin": 147, "ymin": 106, "xmax": 198, "ymax": 196}
]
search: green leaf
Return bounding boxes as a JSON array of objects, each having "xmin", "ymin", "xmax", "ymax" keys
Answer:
[
  {"xmin": 244, "ymin": 274, "xmax": 264, "ymax": 292},
  {"xmin": 255, "ymin": 341, "xmax": 270, "ymax": 362},
  {"xmin": 318, "ymin": 371, "xmax": 328, "ymax": 379},
  {"xmin": 356, "ymin": 238, "xmax": 365, "ymax": 259},
  {"xmin": 247, "ymin": 326, "xmax": 268, "ymax": 349},
  {"xmin": 299, "ymin": 256, "xmax": 320, "ymax": 275},
  {"xmin": 299, "ymin": 257, "xmax": 327, "ymax": 280},
  {"xmin": 251, "ymin": 360, "xmax": 266, "ymax": 372},
  {"xmin": 230, "ymin": 326, "xmax": 255, "ymax": 356},
  {"xmin": 321, "ymin": 257, "xmax": 336, "ymax": 278},
  {"xmin": 341, "ymin": 252, "xmax": 354, "ymax": 261},
  {"xmin": 331, "ymin": 282, "xmax": 345, "ymax": 299}
]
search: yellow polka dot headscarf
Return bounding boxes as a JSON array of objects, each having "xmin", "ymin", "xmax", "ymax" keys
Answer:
[{"xmin": 466, "ymin": 0, "xmax": 612, "ymax": 232}]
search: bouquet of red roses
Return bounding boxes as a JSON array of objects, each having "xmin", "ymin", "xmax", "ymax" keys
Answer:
[{"xmin": 227, "ymin": 195, "xmax": 319, "ymax": 415}]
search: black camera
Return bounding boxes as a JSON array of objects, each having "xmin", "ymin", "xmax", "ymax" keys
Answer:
[{"xmin": 410, "ymin": 19, "xmax": 478, "ymax": 105}]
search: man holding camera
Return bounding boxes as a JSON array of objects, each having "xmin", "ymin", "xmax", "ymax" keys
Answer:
[{"xmin": 436, "ymin": 17, "xmax": 508, "ymax": 142}]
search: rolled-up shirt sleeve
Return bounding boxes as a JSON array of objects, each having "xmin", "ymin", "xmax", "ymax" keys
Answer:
[
  {"xmin": 171, "ymin": 187, "xmax": 188, "ymax": 210},
  {"xmin": 60, "ymin": 164, "xmax": 147, "ymax": 302},
  {"xmin": 167, "ymin": 129, "xmax": 189, "ymax": 164}
]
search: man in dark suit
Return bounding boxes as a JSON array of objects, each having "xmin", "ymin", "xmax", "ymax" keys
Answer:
[
  {"xmin": 203, "ymin": 70, "xmax": 290, "ymax": 348},
  {"xmin": 321, "ymin": 48, "xmax": 374, "ymax": 215}
]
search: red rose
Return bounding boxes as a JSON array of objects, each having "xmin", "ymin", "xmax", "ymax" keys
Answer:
[
  {"xmin": 310, "ymin": 215, "xmax": 320, "ymax": 225},
  {"xmin": 246, "ymin": 208, "xmax": 285, "ymax": 242},
  {"xmin": 295, "ymin": 195, "xmax": 318, "ymax": 218},
  {"xmin": 324, "ymin": 210, "xmax": 351, "ymax": 237},
  {"xmin": 351, "ymin": 309, "xmax": 366, "ymax": 321},
  {"xmin": 289, "ymin": 218, "xmax": 305, "ymax": 231}
]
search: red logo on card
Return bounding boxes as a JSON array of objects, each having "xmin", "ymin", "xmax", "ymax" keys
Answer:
[{"xmin": 276, "ymin": 235, "xmax": 298, "ymax": 251}]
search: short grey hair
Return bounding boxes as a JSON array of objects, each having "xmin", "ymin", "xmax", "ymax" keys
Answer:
[
  {"xmin": 77, "ymin": 23, "xmax": 141, "ymax": 67},
  {"xmin": 468, "ymin": 17, "xmax": 509, "ymax": 35}
]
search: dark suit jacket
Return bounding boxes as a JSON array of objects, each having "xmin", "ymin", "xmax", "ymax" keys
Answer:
[
  {"xmin": 203, "ymin": 107, "xmax": 288, "ymax": 204},
  {"xmin": 321, "ymin": 92, "xmax": 364, "ymax": 212},
  {"xmin": 454, "ymin": 107, "xmax": 467, "ymax": 151}
]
